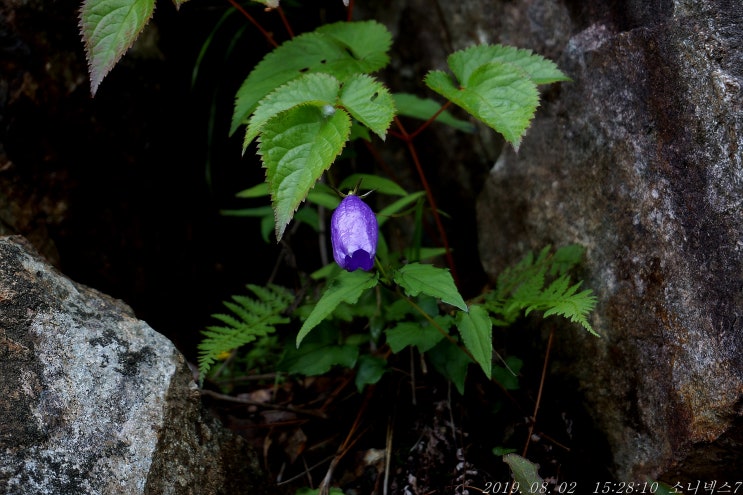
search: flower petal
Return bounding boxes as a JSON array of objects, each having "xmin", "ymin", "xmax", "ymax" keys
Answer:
[{"xmin": 331, "ymin": 194, "xmax": 378, "ymax": 271}]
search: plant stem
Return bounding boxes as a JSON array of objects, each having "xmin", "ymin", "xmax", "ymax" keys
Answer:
[
  {"xmin": 402, "ymin": 291, "xmax": 474, "ymax": 362},
  {"xmin": 394, "ymin": 117, "xmax": 459, "ymax": 284},
  {"xmin": 276, "ymin": 6, "xmax": 294, "ymax": 39},
  {"xmin": 227, "ymin": 0, "xmax": 279, "ymax": 48},
  {"xmin": 408, "ymin": 100, "xmax": 453, "ymax": 140},
  {"xmin": 522, "ymin": 326, "xmax": 554, "ymax": 458}
]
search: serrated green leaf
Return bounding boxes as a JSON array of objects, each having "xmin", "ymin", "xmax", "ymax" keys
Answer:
[
  {"xmin": 259, "ymin": 105, "xmax": 351, "ymax": 240},
  {"xmin": 80, "ymin": 0, "xmax": 155, "ymax": 95},
  {"xmin": 385, "ymin": 322, "xmax": 444, "ymax": 353},
  {"xmin": 456, "ymin": 305, "xmax": 492, "ymax": 378},
  {"xmin": 394, "ymin": 263, "xmax": 467, "ymax": 311},
  {"xmin": 339, "ymin": 74, "xmax": 395, "ymax": 140},
  {"xmin": 393, "ymin": 93, "xmax": 475, "ymax": 133},
  {"xmin": 448, "ymin": 44, "xmax": 570, "ymax": 85},
  {"xmin": 316, "ymin": 20, "xmax": 391, "ymax": 70},
  {"xmin": 425, "ymin": 63, "xmax": 539, "ymax": 150},
  {"xmin": 338, "ymin": 173, "xmax": 407, "ymax": 197},
  {"xmin": 297, "ymin": 270, "xmax": 379, "ymax": 346},
  {"xmin": 427, "ymin": 339, "xmax": 471, "ymax": 395},
  {"xmin": 503, "ymin": 454, "xmax": 544, "ymax": 493},
  {"xmin": 231, "ymin": 21, "xmax": 391, "ymax": 134},
  {"xmin": 245, "ymin": 73, "xmax": 341, "ymax": 149}
]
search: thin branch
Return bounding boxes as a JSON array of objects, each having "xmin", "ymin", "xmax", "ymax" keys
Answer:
[
  {"xmin": 276, "ymin": 6, "xmax": 295, "ymax": 39},
  {"xmin": 200, "ymin": 389, "xmax": 328, "ymax": 419},
  {"xmin": 227, "ymin": 0, "xmax": 279, "ymax": 48},
  {"xmin": 394, "ymin": 116, "xmax": 459, "ymax": 284},
  {"xmin": 408, "ymin": 100, "xmax": 453, "ymax": 140},
  {"xmin": 522, "ymin": 326, "xmax": 555, "ymax": 457}
]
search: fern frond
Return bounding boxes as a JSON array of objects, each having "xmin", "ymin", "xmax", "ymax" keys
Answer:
[
  {"xmin": 197, "ymin": 284, "xmax": 294, "ymax": 384},
  {"xmin": 485, "ymin": 245, "xmax": 599, "ymax": 336}
]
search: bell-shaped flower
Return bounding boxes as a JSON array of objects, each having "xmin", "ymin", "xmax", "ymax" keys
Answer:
[{"xmin": 331, "ymin": 194, "xmax": 378, "ymax": 271}]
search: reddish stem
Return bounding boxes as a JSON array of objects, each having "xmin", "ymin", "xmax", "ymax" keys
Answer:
[
  {"xmin": 276, "ymin": 6, "xmax": 294, "ymax": 39},
  {"xmin": 408, "ymin": 100, "xmax": 453, "ymax": 140},
  {"xmin": 522, "ymin": 327, "xmax": 555, "ymax": 458},
  {"xmin": 227, "ymin": 0, "xmax": 279, "ymax": 48},
  {"xmin": 346, "ymin": 0, "xmax": 354, "ymax": 21},
  {"xmin": 394, "ymin": 116, "xmax": 459, "ymax": 284}
]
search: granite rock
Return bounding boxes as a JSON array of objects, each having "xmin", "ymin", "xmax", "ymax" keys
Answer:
[
  {"xmin": 472, "ymin": 0, "xmax": 743, "ymax": 482},
  {"xmin": 0, "ymin": 236, "xmax": 268, "ymax": 494}
]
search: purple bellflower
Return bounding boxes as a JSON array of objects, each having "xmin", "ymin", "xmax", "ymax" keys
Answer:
[{"xmin": 331, "ymin": 194, "xmax": 378, "ymax": 271}]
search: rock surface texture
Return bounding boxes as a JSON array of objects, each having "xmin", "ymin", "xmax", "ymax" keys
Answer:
[
  {"xmin": 0, "ymin": 236, "xmax": 267, "ymax": 494},
  {"xmin": 463, "ymin": 0, "xmax": 743, "ymax": 482}
]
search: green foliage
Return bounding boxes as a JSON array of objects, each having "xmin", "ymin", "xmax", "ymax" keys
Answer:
[
  {"xmin": 197, "ymin": 284, "xmax": 293, "ymax": 384},
  {"xmin": 80, "ymin": 2, "xmax": 598, "ymax": 489},
  {"xmin": 296, "ymin": 270, "xmax": 379, "ymax": 347},
  {"xmin": 393, "ymin": 93, "xmax": 475, "ymax": 133},
  {"xmin": 503, "ymin": 453, "xmax": 545, "ymax": 494},
  {"xmin": 427, "ymin": 338, "xmax": 472, "ymax": 395},
  {"xmin": 79, "ymin": 0, "xmax": 156, "ymax": 95},
  {"xmin": 484, "ymin": 245, "xmax": 599, "ymax": 335},
  {"xmin": 456, "ymin": 305, "xmax": 493, "ymax": 378},
  {"xmin": 231, "ymin": 20, "xmax": 392, "ymax": 135},
  {"xmin": 393, "ymin": 263, "xmax": 467, "ymax": 311},
  {"xmin": 258, "ymin": 104, "xmax": 352, "ymax": 240},
  {"xmin": 425, "ymin": 44, "xmax": 569, "ymax": 150},
  {"xmin": 278, "ymin": 324, "xmax": 359, "ymax": 376},
  {"xmin": 233, "ymin": 21, "xmax": 396, "ymax": 240}
]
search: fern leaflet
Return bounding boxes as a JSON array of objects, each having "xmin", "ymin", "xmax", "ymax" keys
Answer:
[
  {"xmin": 484, "ymin": 246, "xmax": 599, "ymax": 335},
  {"xmin": 198, "ymin": 284, "xmax": 294, "ymax": 383}
]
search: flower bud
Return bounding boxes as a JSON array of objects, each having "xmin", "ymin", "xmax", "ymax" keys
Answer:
[{"xmin": 330, "ymin": 194, "xmax": 378, "ymax": 271}]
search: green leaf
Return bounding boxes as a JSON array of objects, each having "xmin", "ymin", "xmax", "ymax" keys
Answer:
[
  {"xmin": 393, "ymin": 93, "xmax": 475, "ymax": 133},
  {"xmin": 307, "ymin": 189, "xmax": 341, "ymax": 209},
  {"xmin": 492, "ymin": 446, "xmax": 518, "ymax": 456},
  {"xmin": 297, "ymin": 270, "xmax": 379, "ymax": 346},
  {"xmin": 376, "ymin": 191, "xmax": 426, "ymax": 226},
  {"xmin": 339, "ymin": 74, "xmax": 395, "ymax": 140},
  {"xmin": 456, "ymin": 305, "xmax": 492, "ymax": 378},
  {"xmin": 197, "ymin": 284, "xmax": 293, "ymax": 384},
  {"xmin": 231, "ymin": 20, "xmax": 391, "ymax": 134},
  {"xmin": 316, "ymin": 20, "xmax": 392, "ymax": 70},
  {"xmin": 259, "ymin": 104, "xmax": 351, "ymax": 240},
  {"xmin": 503, "ymin": 454, "xmax": 544, "ymax": 494},
  {"xmin": 235, "ymin": 183, "xmax": 269, "ymax": 198},
  {"xmin": 448, "ymin": 44, "xmax": 570, "ymax": 86},
  {"xmin": 425, "ymin": 63, "xmax": 539, "ymax": 150},
  {"xmin": 485, "ymin": 246, "xmax": 598, "ymax": 335},
  {"xmin": 393, "ymin": 263, "xmax": 467, "ymax": 311},
  {"xmin": 80, "ymin": 0, "xmax": 156, "ymax": 95},
  {"xmin": 385, "ymin": 322, "xmax": 444, "ymax": 353},
  {"xmin": 338, "ymin": 174, "xmax": 407, "ymax": 197},
  {"xmin": 279, "ymin": 324, "xmax": 358, "ymax": 375},
  {"xmin": 427, "ymin": 339, "xmax": 471, "ymax": 395},
  {"xmin": 492, "ymin": 356, "xmax": 523, "ymax": 390},
  {"xmin": 245, "ymin": 73, "xmax": 341, "ymax": 149},
  {"xmin": 355, "ymin": 355, "xmax": 388, "ymax": 391}
]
